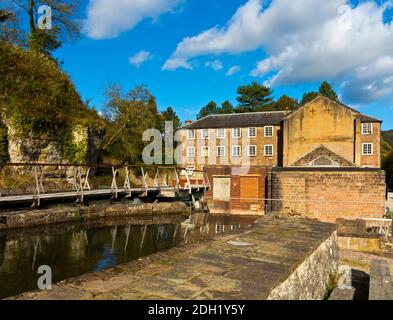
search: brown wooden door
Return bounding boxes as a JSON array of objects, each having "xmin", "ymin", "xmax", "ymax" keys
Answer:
[{"xmin": 240, "ymin": 177, "xmax": 259, "ymax": 203}]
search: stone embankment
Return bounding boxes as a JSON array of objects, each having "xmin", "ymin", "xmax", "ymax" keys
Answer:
[
  {"xmin": 0, "ymin": 202, "xmax": 189, "ymax": 230},
  {"xmin": 10, "ymin": 217, "xmax": 339, "ymax": 300}
]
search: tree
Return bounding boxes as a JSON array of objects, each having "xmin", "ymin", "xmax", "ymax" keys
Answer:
[
  {"xmin": 3, "ymin": 0, "xmax": 81, "ymax": 56},
  {"xmin": 319, "ymin": 81, "xmax": 339, "ymax": 102},
  {"xmin": 300, "ymin": 91, "xmax": 319, "ymax": 105},
  {"xmin": 197, "ymin": 101, "xmax": 218, "ymax": 119},
  {"xmin": 383, "ymin": 150, "xmax": 393, "ymax": 191},
  {"xmin": 102, "ymin": 84, "xmax": 161, "ymax": 164},
  {"xmin": 235, "ymin": 82, "xmax": 273, "ymax": 112},
  {"xmin": 272, "ymin": 95, "xmax": 298, "ymax": 111},
  {"xmin": 301, "ymin": 81, "xmax": 339, "ymax": 105},
  {"xmin": 161, "ymin": 107, "xmax": 180, "ymax": 130},
  {"xmin": 219, "ymin": 101, "xmax": 234, "ymax": 114}
]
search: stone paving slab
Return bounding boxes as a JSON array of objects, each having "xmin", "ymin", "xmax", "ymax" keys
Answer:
[{"xmin": 9, "ymin": 217, "xmax": 336, "ymax": 300}]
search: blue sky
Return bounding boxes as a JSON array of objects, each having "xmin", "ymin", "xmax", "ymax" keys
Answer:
[{"xmin": 52, "ymin": 0, "xmax": 393, "ymax": 129}]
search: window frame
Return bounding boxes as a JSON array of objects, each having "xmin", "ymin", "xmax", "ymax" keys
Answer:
[
  {"xmin": 362, "ymin": 143, "xmax": 373, "ymax": 156},
  {"xmin": 232, "ymin": 128, "xmax": 241, "ymax": 139},
  {"xmin": 217, "ymin": 146, "xmax": 226, "ymax": 157},
  {"xmin": 264, "ymin": 126, "xmax": 273, "ymax": 137},
  {"xmin": 232, "ymin": 145, "xmax": 241, "ymax": 157},
  {"xmin": 264, "ymin": 144, "xmax": 274, "ymax": 157},
  {"xmin": 362, "ymin": 123, "xmax": 373, "ymax": 135},
  {"xmin": 201, "ymin": 146, "xmax": 209, "ymax": 157},
  {"xmin": 248, "ymin": 145, "xmax": 257, "ymax": 157},
  {"xmin": 187, "ymin": 130, "xmax": 195, "ymax": 140},
  {"xmin": 217, "ymin": 128, "xmax": 226, "ymax": 139},
  {"xmin": 186, "ymin": 146, "xmax": 195, "ymax": 158},
  {"xmin": 201, "ymin": 129, "xmax": 210, "ymax": 139},
  {"xmin": 248, "ymin": 127, "xmax": 257, "ymax": 138}
]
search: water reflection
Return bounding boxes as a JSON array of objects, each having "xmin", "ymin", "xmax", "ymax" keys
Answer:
[{"xmin": 0, "ymin": 213, "xmax": 257, "ymax": 299}]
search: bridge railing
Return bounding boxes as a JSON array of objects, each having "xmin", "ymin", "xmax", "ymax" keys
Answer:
[{"xmin": 0, "ymin": 162, "xmax": 210, "ymax": 206}]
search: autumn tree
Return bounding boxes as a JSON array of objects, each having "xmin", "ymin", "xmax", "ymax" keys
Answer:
[
  {"xmin": 235, "ymin": 82, "xmax": 273, "ymax": 112},
  {"xmin": 102, "ymin": 84, "xmax": 161, "ymax": 164},
  {"xmin": 2, "ymin": 0, "xmax": 81, "ymax": 56},
  {"xmin": 272, "ymin": 95, "xmax": 298, "ymax": 111}
]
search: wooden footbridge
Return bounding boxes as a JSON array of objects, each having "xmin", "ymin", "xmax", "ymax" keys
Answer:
[{"xmin": 0, "ymin": 163, "xmax": 210, "ymax": 209}]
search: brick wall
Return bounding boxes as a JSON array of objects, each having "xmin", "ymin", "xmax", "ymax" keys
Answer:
[
  {"xmin": 269, "ymin": 169, "xmax": 386, "ymax": 222},
  {"xmin": 204, "ymin": 165, "xmax": 268, "ymax": 215},
  {"xmin": 359, "ymin": 122, "xmax": 381, "ymax": 168}
]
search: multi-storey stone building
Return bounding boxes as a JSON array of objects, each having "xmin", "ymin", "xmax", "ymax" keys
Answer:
[{"xmin": 179, "ymin": 95, "xmax": 386, "ymax": 222}]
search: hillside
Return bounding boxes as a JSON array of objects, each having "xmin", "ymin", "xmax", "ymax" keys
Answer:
[{"xmin": 382, "ymin": 130, "xmax": 393, "ymax": 147}]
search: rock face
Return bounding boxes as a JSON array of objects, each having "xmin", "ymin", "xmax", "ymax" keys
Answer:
[{"xmin": 3, "ymin": 119, "xmax": 102, "ymax": 165}]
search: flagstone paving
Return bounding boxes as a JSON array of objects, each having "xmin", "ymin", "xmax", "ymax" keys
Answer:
[{"xmin": 9, "ymin": 217, "xmax": 337, "ymax": 300}]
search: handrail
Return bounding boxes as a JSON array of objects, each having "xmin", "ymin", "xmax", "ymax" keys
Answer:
[{"xmin": 0, "ymin": 162, "xmax": 206, "ymax": 173}]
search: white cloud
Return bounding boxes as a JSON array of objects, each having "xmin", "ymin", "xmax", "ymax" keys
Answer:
[
  {"xmin": 84, "ymin": 0, "xmax": 181, "ymax": 39},
  {"xmin": 205, "ymin": 60, "xmax": 223, "ymax": 71},
  {"xmin": 226, "ymin": 65, "xmax": 241, "ymax": 76},
  {"xmin": 129, "ymin": 50, "xmax": 153, "ymax": 67},
  {"xmin": 164, "ymin": 0, "xmax": 393, "ymax": 104}
]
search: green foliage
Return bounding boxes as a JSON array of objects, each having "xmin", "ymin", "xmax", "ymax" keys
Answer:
[
  {"xmin": 383, "ymin": 150, "xmax": 393, "ymax": 189},
  {"xmin": 101, "ymin": 84, "xmax": 161, "ymax": 164},
  {"xmin": 161, "ymin": 107, "xmax": 180, "ymax": 130},
  {"xmin": 60, "ymin": 132, "xmax": 88, "ymax": 163},
  {"xmin": 319, "ymin": 81, "xmax": 339, "ymax": 102},
  {"xmin": 197, "ymin": 101, "xmax": 218, "ymax": 119},
  {"xmin": 301, "ymin": 81, "xmax": 339, "ymax": 105},
  {"xmin": 2, "ymin": 0, "xmax": 81, "ymax": 57},
  {"xmin": 300, "ymin": 91, "xmax": 319, "ymax": 105},
  {"xmin": 0, "ymin": 122, "xmax": 9, "ymax": 164},
  {"xmin": 219, "ymin": 101, "xmax": 234, "ymax": 114},
  {"xmin": 382, "ymin": 130, "xmax": 393, "ymax": 148},
  {"xmin": 236, "ymin": 82, "xmax": 273, "ymax": 112},
  {"xmin": 270, "ymin": 95, "xmax": 298, "ymax": 111}
]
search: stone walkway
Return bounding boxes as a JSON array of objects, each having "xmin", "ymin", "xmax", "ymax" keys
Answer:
[{"xmin": 9, "ymin": 217, "xmax": 336, "ymax": 300}]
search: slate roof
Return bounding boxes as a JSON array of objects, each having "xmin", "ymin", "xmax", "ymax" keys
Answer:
[
  {"xmin": 181, "ymin": 111, "xmax": 287, "ymax": 129},
  {"xmin": 360, "ymin": 114, "xmax": 382, "ymax": 123}
]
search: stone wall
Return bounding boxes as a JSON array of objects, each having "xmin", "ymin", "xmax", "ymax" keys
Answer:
[
  {"xmin": 268, "ymin": 231, "xmax": 339, "ymax": 300},
  {"xmin": 269, "ymin": 169, "xmax": 386, "ymax": 222}
]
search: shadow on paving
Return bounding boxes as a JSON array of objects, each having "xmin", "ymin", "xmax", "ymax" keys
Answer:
[{"xmin": 352, "ymin": 269, "xmax": 370, "ymax": 300}]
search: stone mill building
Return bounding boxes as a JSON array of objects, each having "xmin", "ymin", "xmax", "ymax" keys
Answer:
[{"xmin": 179, "ymin": 95, "xmax": 386, "ymax": 222}]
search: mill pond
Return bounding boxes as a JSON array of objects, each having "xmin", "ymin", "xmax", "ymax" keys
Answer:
[{"xmin": 0, "ymin": 213, "xmax": 257, "ymax": 299}]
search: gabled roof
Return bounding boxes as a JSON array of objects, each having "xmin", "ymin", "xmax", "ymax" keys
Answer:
[
  {"xmin": 181, "ymin": 111, "xmax": 287, "ymax": 129},
  {"xmin": 284, "ymin": 95, "xmax": 382, "ymax": 123}
]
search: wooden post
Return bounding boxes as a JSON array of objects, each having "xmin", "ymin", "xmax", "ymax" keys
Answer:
[{"xmin": 111, "ymin": 166, "xmax": 118, "ymax": 198}]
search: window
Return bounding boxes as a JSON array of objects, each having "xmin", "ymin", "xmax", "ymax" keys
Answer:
[
  {"xmin": 217, "ymin": 128, "xmax": 225, "ymax": 139},
  {"xmin": 201, "ymin": 129, "xmax": 210, "ymax": 139},
  {"xmin": 264, "ymin": 126, "xmax": 273, "ymax": 137},
  {"xmin": 232, "ymin": 128, "xmax": 241, "ymax": 138},
  {"xmin": 187, "ymin": 147, "xmax": 195, "ymax": 157},
  {"xmin": 362, "ymin": 123, "xmax": 372, "ymax": 135},
  {"xmin": 362, "ymin": 143, "xmax": 373, "ymax": 155},
  {"xmin": 248, "ymin": 127, "xmax": 257, "ymax": 138},
  {"xmin": 187, "ymin": 130, "xmax": 195, "ymax": 140},
  {"xmin": 264, "ymin": 145, "xmax": 274, "ymax": 156},
  {"xmin": 248, "ymin": 145, "xmax": 257, "ymax": 157},
  {"xmin": 232, "ymin": 145, "xmax": 241, "ymax": 157},
  {"xmin": 217, "ymin": 146, "xmax": 226, "ymax": 157},
  {"xmin": 201, "ymin": 146, "xmax": 209, "ymax": 157}
]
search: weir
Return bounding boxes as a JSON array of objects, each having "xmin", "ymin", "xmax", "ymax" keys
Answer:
[{"xmin": 0, "ymin": 163, "xmax": 210, "ymax": 210}]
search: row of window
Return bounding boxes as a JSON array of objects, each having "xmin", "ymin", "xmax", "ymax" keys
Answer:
[
  {"xmin": 187, "ymin": 126, "xmax": 274, "ymax": 140},
  {"xmin": 187, "ymin": 145, "xmax": 274, "ymax": 157}
]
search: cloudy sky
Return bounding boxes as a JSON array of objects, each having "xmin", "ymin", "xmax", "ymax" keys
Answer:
[{"xmin": 55, "ymin": 0, "xmax": 393, "ymax": 129}]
